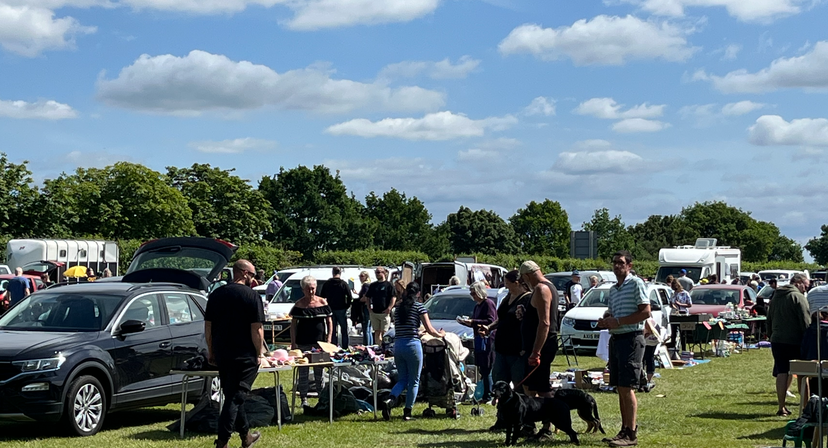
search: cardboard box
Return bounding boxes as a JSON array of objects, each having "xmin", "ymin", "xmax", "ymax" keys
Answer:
[
  {"xmin": 575, "ymin": 369, "xmax": 603, "ymax": 390},
  {"xmin": 305, "ymin": 352, "xmax": 331, "ymax": 363}
]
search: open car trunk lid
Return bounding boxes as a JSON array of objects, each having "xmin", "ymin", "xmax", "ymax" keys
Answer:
[{"xmin": 123, "ymin": 237, "xmax": 238, "ymax": 290}]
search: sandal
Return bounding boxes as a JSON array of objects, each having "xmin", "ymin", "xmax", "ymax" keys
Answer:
[{"xmin": 776, "ymin": 408, "xmax": 792, "ymax": 416}]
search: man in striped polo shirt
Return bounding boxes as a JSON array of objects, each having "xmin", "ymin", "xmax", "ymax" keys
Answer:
[{"xmin": 597, "ymin": 250, "xmax": 650, "ymax": 447}]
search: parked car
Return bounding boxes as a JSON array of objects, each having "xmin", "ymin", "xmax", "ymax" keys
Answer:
[
  {"xmin": 0, "ymin": 274, "xmax": 46, "ymax": 313},
  {"xmin": 560, "ymin": 282, "xmax": 673, "ymax": 351},
  {"xmin": 0, "ymin": 265, "xmax": 11, "ymax": 275},
  {"xmin": 688, "ymin": 284, "xmax": 756, "ymax": 316},
  {"xmin": 0, "ymin": 237, "xmax": 235, "ymax": 436},
  {"xmin": 544, "ymin": 270, "xmax": 617, "ymax": 307},
  {"xmin": 758, "ymin": 269, "xmax": 808, "ymax": 287}
]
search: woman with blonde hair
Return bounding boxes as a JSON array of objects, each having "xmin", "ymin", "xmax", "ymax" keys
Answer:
[
  {"xmin": 458, "ymin": 281, "xmax": 497, "ymax": 403},
  {"xmin": 355, "ymin": 271, "xmax": 373, "ymax": 345}
]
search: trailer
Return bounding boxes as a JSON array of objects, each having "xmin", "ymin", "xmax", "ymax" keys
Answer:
[
  {"xmin": 5, "ymin": 239, "xmax": 119, "ymax": 281},
  {"xmin": 655, "ymin": 238, "xmax": 741, "ymax": 285}
]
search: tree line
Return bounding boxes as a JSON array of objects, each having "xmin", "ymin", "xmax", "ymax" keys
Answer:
[{"xmin": 0, "ymin": 153, "xmax": 816, "ymax": 265}]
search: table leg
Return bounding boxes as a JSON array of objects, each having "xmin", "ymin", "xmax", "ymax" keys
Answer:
[
  {"xmin": 291, "ymin": 367, "xmax": 298, "ymax": 419},
  {"xmin": 329, "ymin": 366, "xmax": 334, "ymax": 424},
  {"xmin": 275, "ymin": 371, "xmax": 282, "ymax": 431},
  {"xmin": 373, "ymin": 364, "xmax": 378, "ymax": 420},
  {"xmin": 179, "ymin": 375, "xmax": 189, "ymax": 439}
]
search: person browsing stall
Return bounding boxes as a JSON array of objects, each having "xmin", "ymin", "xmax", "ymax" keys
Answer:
[
  {"xmin": 354, "ymin": 271, "xmax": 372, "ymax": 345},
  {"xmin": 319, "ymin": 267, "xmax": 352, "ymax": 348},
  {"xmin": 290, "ymin": 275, "xmax": 333, "ymax": 408},
  {"xmin": 458, "ymin": 281, "xmax": 497, "ymax": 403},
  {"xmin": 205, "ymin": 259, "xmax": 266, "ymax": 448},
  {"xmin": 597, "ymin": 250, "xmax": 650, "ymax": 447},
  {"xmin": 382, "ymin": 282, "xmax": 444, "ymax": 421},
  {"xmin": 670, "ymin": 279, "xmax": 692, "ymax": 314},
  {"xmin": 366, "ymin": 267, "xmax": 395, "ymax": 344}
]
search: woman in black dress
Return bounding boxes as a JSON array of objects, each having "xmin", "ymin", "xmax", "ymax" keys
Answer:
[{"xmin": 290, "ymin": 275, "xmax": 333, "ymax": 407}]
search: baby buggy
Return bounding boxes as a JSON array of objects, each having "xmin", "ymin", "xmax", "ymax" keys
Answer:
[{"xmin": 419, "ymin": 333, "xmax": 470, "ymax": 419}]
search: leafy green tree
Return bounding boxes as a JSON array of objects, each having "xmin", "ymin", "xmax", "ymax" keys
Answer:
[
  {"xmin": 166, "ymin": 163, "xmax": 271, "ymax": 244},
  {"xmin": 806, "ymin": 226, "xmax": 828, "ymax": 265},
  {"xmin": 446, "ymin": 206, "xmax": 519, "ymax": 255},
  {"xmin": 38, "ymin": 162, "xmax": 195, "ymax": 240},
  {"xmin": 770, "ymin": 236, "xmax": 804, "ymax": 263},
  {"xmin": 365, "ymin": 188, "xmax": 432, "ymax": 251},
  {"xmin": 675, "ymin": 201, "xmax": 755, "ymax": 249},
  {"xmin": 0, "ymin": 153, "xmax": 39, "ymax": 237},
  {"xmin": 421, "ymin": 222, "xmax": 452, "ymax": 260},
  {"xmin": 627, "ymin": 215, "xmax": 683, "ymax": 261},
  {"xmin": 509, "ymin": 199, "xmax": 571, "ymax": 257},
  {"xmin": 582, "ymin": 208, "xmax": 635, "ymax": 260},
  {"xmin": 258, "ymin": 165, "xmax": 373, "ymax": 258}
]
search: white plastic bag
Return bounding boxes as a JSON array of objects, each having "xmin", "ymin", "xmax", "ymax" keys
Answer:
[{"xmin": 596, "ymin": 330, "xmax": 611, "ymax": 362}]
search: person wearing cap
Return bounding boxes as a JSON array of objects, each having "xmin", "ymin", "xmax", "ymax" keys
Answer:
[
  {"xmin": 597, "ymin": 250, "xmax": 650, "ymax": 447},
  {"xmin": 265, "ymin": 270, "xmax": 283, "ymax": 302},
  {"xmin": 563, "ymin": 270, "xmax": 583, "ymax": 308},
  {"xmin": 677, "ymin": 269, "xmax": 694, "ymax": 292},
  {"xmin": 517, "ymin": 260, "xmax": 559, "ymax": 441}
]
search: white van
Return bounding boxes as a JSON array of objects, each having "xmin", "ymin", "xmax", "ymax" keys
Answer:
[
  {"xmin": 266, "ymin": 266, "xmax": 379, "ymax": 319},
  {"xmin": 758, "ymin": 269, "xmax": 809, "ymax": 286},
  {"xmin": 416, "ymin": 261, "xmax": 508, "ymax": 295}
]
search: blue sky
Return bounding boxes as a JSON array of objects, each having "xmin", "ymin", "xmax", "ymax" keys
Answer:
[{"xmin": 1, "ymin": 0, "xmax": 827, "ymax": 254}]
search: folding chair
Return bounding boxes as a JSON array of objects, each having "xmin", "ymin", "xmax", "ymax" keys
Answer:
[{"xmin": 558, "ymin": 334, "xmax": 579, "ymax": 367}]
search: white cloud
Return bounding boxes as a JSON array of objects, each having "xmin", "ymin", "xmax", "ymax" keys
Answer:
[
  {"xmin": 574, "ymin": 97, "xmax": 665, "ymax": 120},
  {"xmin": 722, "ymin": 43, "xmax": 741, "ymax": 60},
  {"xmin": 721, "ymin": 100, "xmax": 766, "ymax": 116},
  {"xmin": 524, "ymin": 96, "xmax": 556, "ymax": 116},
  {"xmin": 325, "ymin": 111, "xmax": 518, "ymax": 141},
  {"xmin": 697, "ymin": 41, "xmax": 828, "ymax": 93},
  {"xmin": 612, "ymin": 118, "xmax": 671, "ymax": 133},
  {"xmin": 574, "ymin": 139, "xmax": 613, "ymax": 149},
  {"xmin": 379, "ymin": 55, "xmax": 480, "ymax": 80},
  {"xmin": 613, "ymin": 0, "xmax": 809, "ymax": 22},
  {"xmin": 498, "ymin": 15, "xmax": 697, "ymax": 66},
  {"xmin": 748, "ymin": 115, "xmax": 828, "ymax": 147},
  {"xmin": 0, "ymin": 99, "xmax": 78, "ymax": 119},
  {"xmin": 553, "ymin": 149, "xmax": 645, "ymax": 174},
  {"xmin": 285, "ymin": 0, "xmax": 440, "ymax": 30},
  {"xmin": 96, "ymin": 50, "xmax": 445, "ymax": 115},
  {"xmin": 188, "ymin": 138, "xmax": 277, "ymax": 154},
  {"xmin": 0, "ymin": 3, "xmax": 95, "ymax": 57},
  {"xmin": 679, "ymin": 103, "xmax": 718, "ymax": 119}
]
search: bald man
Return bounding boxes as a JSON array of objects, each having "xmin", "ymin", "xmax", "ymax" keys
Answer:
[{"xmin": 205, "ymin": 260, "xmax": 265, "ymax": 448}]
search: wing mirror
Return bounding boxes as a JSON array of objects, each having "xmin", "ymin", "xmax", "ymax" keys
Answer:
[{"xmin": 119, "ymin": 319, "xmax": 146, "ymax": 335}]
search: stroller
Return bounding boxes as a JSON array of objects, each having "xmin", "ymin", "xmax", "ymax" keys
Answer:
[{"xmin": 419, "ymin": 333, "xmax": 470, "ymax": 419}]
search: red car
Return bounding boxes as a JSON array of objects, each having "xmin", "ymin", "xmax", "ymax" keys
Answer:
[
  {"xmin": 0, "ymin": 274, "xmax": 45, "ymax": 313},
  {"xmin": 688, "ymin": 284, "xmax": 757, "ymax": 316}
]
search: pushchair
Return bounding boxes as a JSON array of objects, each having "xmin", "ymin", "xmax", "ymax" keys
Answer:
[{"xmin": 419, "ymin": 333, "xmax": 470, "ymax": 419}]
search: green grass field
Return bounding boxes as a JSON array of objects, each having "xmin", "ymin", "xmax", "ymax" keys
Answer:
[{"xmin": 0, "ymin": 349, "xmax": 796, "ymax": 448}]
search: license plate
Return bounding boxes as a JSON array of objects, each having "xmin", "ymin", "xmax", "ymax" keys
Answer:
[
  {"xmin": 264, "ymin": 324, "xmax": 283, "ymax": 331},
  {"xmin": 580, "ymin": 333, "xmax": 600, "ymax": 339}
]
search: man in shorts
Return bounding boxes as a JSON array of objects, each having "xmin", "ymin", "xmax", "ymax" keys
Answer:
[
  {"xmin": 597, "ymin": 250, "xmax": 650, "ymax": 447},
  {"xmin": 366, "ymin": 266, "xmax": 395, "ymax": 344},
  {"xmin": 767, "ymin": 273, "xmax": 811, "ymax": 416}
]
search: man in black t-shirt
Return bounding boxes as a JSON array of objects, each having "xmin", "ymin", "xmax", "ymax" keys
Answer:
[
  {"xmin": 205, "ymin": 259, "xmax": 266, "ymax": 448},
  {"xmin": 366, "ymin": 266, "xmax": 396, "ymax": 344},
  {"xmin": 320, "ymin": 266, "xmax": 352, "ymax": 347}
]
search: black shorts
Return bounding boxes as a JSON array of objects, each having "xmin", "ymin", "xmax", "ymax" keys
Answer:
[
  {"xmin": 524, "ymin": 337, "xmax": 558, "ymax": 393},
  {"xmin": 609, "ymin": 331, "xmax": 645, "ymax": 388},
  {"xmin": 771, "ymin": 342, "xmax": 800, "ymax": 377}
]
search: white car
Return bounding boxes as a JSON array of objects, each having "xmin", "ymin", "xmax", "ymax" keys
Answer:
[{"xmin": 560, "ymin": 282, "xmax": 674, "ymax": 351}]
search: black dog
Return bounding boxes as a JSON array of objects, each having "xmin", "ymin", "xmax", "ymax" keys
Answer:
[
  {"xmin": 553, "ymin": 389, "xmax": 605, "ymax": 434},
  {"xmin": 492, "ymin": 381, "xmax": 579, "ymax": 446}
]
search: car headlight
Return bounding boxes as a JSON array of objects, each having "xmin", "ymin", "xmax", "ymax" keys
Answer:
[
  {"xmin": 562, "ymin": 317, "xmax": 575, "ymax": 327},
  {"xmin": 13, "ymin": 354, "xmax": 66, "ymax": 373}
]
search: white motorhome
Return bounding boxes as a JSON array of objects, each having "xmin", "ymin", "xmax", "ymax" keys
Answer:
[
  {"xmin": 416, "ymin": 260, "xmax": 508, "ymax": 294},
  {"xmin": 656, "ymin": 238, "xmax": 741, "ymax": 285},
  {"xmin": 5, "ymin": 239, "xmax": 119, "ymax": 280}
]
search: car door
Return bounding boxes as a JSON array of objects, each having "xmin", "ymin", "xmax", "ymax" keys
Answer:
[
  {"xmin": 743, "ymin": 287, "xmax": 757, "ymax": 307},
  {"xmin": 649, "ymin": 289, "xmax": 670, "ymax": 337},
  {"xmin": 164, "ymin": 292, "xmax": 208, "ymax": 396},
  {"xmin": 109, "ymin": 293, "xmax": 173, "ymax": 407}
]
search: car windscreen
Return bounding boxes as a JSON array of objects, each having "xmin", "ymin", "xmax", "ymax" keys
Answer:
[
  {"xmin": 578, "ymin": 288, "xmax": 612, "ymax": 308},
  {"xmin": 545, "ymin": 275, "xmax": 573, "ymax": 292},
  {"xmin": 272, "ymin": 280, "xmax": 327, "ymax": 303},
  {"xmin": 690, "ymin": 288, "xmax": 739, "ymax": 306},
  {"xmin": 757, "ymin": 286, "xmax": 775, "ymax": 299},
  {"xmin": 0, "ymin": 293, "xmax": 123, "ymax": 331},
  {"xmin": 128, "ymin": 247, "xmax": 226, "ymax": 281},
  {"xmin": 760, "ymin": 271, "xmax": 792, "ymax": 281},
  {"xmin": 424, "ymin": 294, "xmax": 477, "ymax": 320},
  {"xmin": 656, "ymin": 267, "xmax": 702, "ymax": 283}
]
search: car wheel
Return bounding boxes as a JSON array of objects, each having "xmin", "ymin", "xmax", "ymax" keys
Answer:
[{"xmin": 64, "ymin": 375, "xmax": 107, "ymax": 437}]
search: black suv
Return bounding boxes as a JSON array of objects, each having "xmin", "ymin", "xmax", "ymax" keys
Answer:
[{"xmin": 0, "ymin": 238, "xmax": 236, "ymax": 436}]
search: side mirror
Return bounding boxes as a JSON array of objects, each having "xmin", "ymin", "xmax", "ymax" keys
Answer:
[{"xmin": 120, "ymin": 319, "xmax": 146, "ymax": 335}]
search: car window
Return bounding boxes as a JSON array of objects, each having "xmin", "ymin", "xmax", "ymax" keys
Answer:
[
  {"xmin": 274, "ymin": 279, "xmax": 327, "ymax": 303},
  {"xmin": 189, "ymin": 295, "xmax": 207, "ymax": 315},
  {"xmin": 164, "ymin": 293, "xmax": 194, "ymax": 324},
  {"xmin": 745, "ymin": 288, "xmax": 757, "ymax": 301},
  {"xmin": 122, "ymin": 295, "xmax": 161, "ymax": 328},
  {"xmin": 579, "ymin": 288, "xmax": 611, "ymax": 308},
  {"xmin": 424, "ymin": 294, "xmax": 476, "ymax": 320},
  {"xmin": 648, "ymin": 290, "xmax": 661, "ymax": 310},
  {"xmin": 0, "ymin": 293, "xmax": 121, "ymax": 331},
  {"xmin": 657, "ymin": 289, "xmax": 671, "ymax": 305},
  {"xmin": 690, "ymin": 288, "xmax": 739, "ymax": 306}
]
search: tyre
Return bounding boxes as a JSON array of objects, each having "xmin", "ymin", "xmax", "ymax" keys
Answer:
[
  {"xmin": 64, "ymin": 375, "xmax": 107, "ymax": 436},
  {"xmin": 422, "ymin": 408, "xmax": 436, "ymax": 418}
]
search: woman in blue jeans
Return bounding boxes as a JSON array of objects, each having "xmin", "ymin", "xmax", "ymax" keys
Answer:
[{"xmin": 382, "ymin": 282, "xmax": 444, "ymax": 421}]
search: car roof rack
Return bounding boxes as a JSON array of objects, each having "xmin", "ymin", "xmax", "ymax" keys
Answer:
[{"xmin": 126, "ymin": 282, "xmax": 190, "ymax": 292}]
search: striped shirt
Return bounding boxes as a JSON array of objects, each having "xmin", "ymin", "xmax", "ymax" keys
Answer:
[
  {"xmin": 608, "ymin": 275, "xmax": 648, "ymax": 334},
  {"xmin": 394, "ymin": 302, "xmax": 428, "ymax": 339}
]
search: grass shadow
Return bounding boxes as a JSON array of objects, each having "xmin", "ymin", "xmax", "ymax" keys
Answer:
[
  {"xmin": 691, "ymin": 412, "xmax": 776, "ymax": 421},
  {"xmin": 0, "ymin": 422, "xmax": 63, "ymax": 441},
  {"xmin": 395, "ymin": 428, "xmax": 483, "ymax": 436},
  {"xmin": 129, "ymin": 430, "xmax": 184, "ymax": 441},
  {"xmin": 105, "ymin": 409, "xmax": 181, "ymax": 430},
  {"xmin": 736, "ymin": 425, "xmax": 788, "ymax": 440},
  {"xmin": 417, "ymin": 441, "xmax": 501, "ymax": 448}
]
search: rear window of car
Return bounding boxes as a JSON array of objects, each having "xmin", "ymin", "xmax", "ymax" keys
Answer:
[
  {"xmin": 0, "ymin": 293, "xmax": 123, "ymax": 331},
  {"xmin": 690, "ymin": 288, "xmax": 740, "ymax": 306},
  {"xmin": 424, "ymin": 294, "xmax": 476, "ymax": 320}
]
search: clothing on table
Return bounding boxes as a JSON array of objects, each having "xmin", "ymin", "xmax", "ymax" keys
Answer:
[
  {"xmin": 390, "ymin": 338, "xmax": 424, "ymax": 410},
  {"xmin": 672, "ymin": 290, "xmax": 692, "ymax": 314},
  {"xmin": 206, "ymin": 283, "xmax": 265, "ymax": 364},
  {"xmin": 367, "ymin": 281, "xmax": 394, "ymax": 313},
  {"xmin": 767, "ymin": 284, "xmax": 811, "ymax": 346},
  {"xmin": 494, "ymin": 292, "xmax": 532, "ymax": 356},
  {"xmin": 393, "ymin": 301, "xmax": 428, "ymax": 339},
  {"xmin": 607, "ymin": 275, "xmax": 648, "ymax": 335},
  {"xmin": 290, "ymin": 304, "xmax": 333, "ymax": 346}
]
